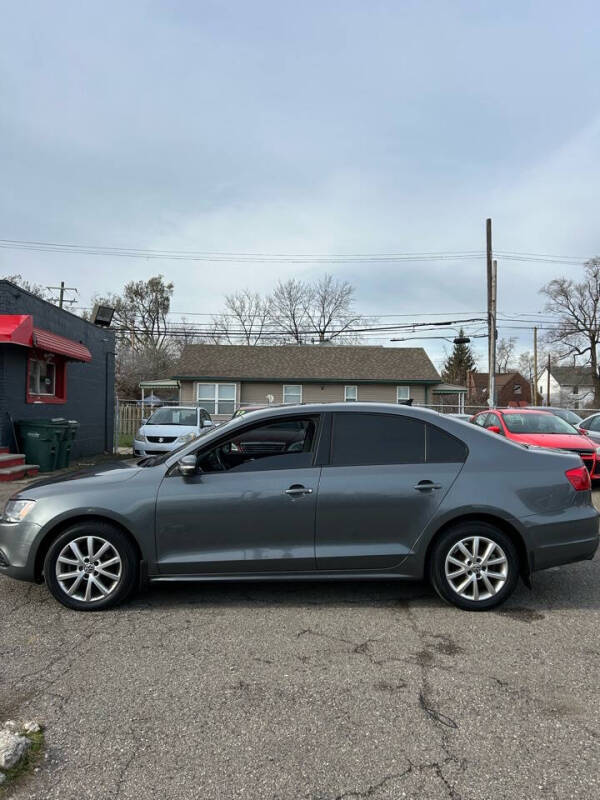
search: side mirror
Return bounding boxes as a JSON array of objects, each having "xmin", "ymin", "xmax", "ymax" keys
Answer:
[
  {"xmin": 141, "ymin": 418, "xmax": 148, "ymax": 425},
  {"xmin": 487, "ymin": 425, "xmax": 501, "ymax": 434},
  {"xmin": 178, "ymin": 454, "xmax": 198, "ymax": 476},
  {"xmin": 202, "ymin": 420, "xmax": 213, "ymax": 428}
]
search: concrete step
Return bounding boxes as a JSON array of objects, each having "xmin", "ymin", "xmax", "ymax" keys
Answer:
[
  {"xmin": 0, "ymin": 453, "xmax": 26, "ymax": 469},
  {"xmin": 0, "ymin": 464, "xmax": 40, "ymax": 482}
]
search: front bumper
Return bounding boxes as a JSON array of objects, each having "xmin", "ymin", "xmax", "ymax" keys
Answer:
[
  {"xmin": 133, "ymin": 439, "xmax": 180, "ymax": 457},
  {"xmin": 0, "ymin": 519, "xmax": 42, "ymax": 582}
]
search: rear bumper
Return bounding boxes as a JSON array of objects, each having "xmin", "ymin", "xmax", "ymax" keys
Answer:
[{"xmin": 523, "ymin": 505, "xmax": 599, "ymax": 572}]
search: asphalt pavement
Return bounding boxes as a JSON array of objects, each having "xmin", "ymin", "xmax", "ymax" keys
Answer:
[{"xmin": 1, "ymin": 483, "xmax": 599, "ymax": 799}]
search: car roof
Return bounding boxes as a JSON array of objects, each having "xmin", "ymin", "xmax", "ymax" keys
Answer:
[
  {"xmin": 151, "ymin": 406, "xmax": 199, "ymax": 411},
  {"xmin": 495, "ymin": 408, "xmax": 553, "ymax": 415}
]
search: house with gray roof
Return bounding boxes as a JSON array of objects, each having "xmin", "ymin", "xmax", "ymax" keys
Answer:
[
  {"xmin": 537, "ymin": 365, "xmax": 595, "ymax": 408},
  {"xmin": 172, "ymin": 343, "xmax": 461, "ymax": 419}
]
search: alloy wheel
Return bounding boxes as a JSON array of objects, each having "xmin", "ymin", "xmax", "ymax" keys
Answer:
[
  {"xmin": 444, "ymin": 536, "xmax": 508, "ymax": 601},
  {"xmin": 55, "ymin": 535, "xmax": 122, "ymax": 603}
]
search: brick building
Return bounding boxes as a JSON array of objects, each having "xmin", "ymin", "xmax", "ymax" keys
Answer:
[
  {"xmin": 0, "ymin": 280, "xmax": 115, "ymax": 457},
  {"xmin": 467, "ymin": 371, "xmax": 531, "ymax": 407}
]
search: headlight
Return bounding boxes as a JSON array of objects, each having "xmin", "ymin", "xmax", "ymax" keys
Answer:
[
  {"xmin": 2, "ymin": 500, "xmax": 35, "ymax": 523},
  {"xmin": 136, "ymin": 431, "xmax": 147, "ymax": 443},
  {"xmin": 176, "ymin": 432, "xmax": 198, "ymax": 444},
  {"xmin": 595, "ymin": 447, "xmax": 600, "ymax": 457}
]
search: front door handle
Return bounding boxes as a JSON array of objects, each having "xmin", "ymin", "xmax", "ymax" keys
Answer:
[
  {"xmin": 285, "ymin": 484, "xmax": 313, "ymax": 497},
  {"xmin": 413, "ymin": 480, "xmax": 442, "ymax": 491}
]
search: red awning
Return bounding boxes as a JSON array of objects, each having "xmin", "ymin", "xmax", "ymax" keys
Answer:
[
  {"xmin": 0, "ymin": 314, "xmax": 34, "ymax": 346},
  {"xmin": 33, "ymin": 328, "xmax": 92, "ymax": 362},
  {"xmin": 0, "ymin": 315, "xmax": 92, "ymax": 361}
]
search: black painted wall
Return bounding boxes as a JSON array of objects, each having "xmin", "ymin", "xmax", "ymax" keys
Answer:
[{"xmin": 0, "ymin": 280, "xmax": 115, "ymax": 457}]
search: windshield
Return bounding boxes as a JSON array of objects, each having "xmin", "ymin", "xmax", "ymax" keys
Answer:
[
  {"xmin": 503, "ymin": 413, "xmax": 579, "ymax": 435},
  {"xmin": 147, "ymin": 408, "xmax": 197, "ymax": 426},
  {"xmin": 555, "ymin": 408, "xmax": 582, "ymax": 425}
]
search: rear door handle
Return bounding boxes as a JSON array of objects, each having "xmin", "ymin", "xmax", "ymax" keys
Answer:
[
  {"xmin": 413, "ymin": 480, "xmax": 442, "ymax": 491},
  {"xmin": 285, "ymin": 484, "xmax": 313, "ymax": 496}
]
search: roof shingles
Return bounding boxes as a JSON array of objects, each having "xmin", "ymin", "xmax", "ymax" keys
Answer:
[{"xmin": 173, "ymin": 344, "xmax": 441, "ymax": 383}]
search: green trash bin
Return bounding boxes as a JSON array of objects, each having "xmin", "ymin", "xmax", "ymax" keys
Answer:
[
  {"xmin": 55, "ymin": 419, "xmax": 79, "ymax": 469},
  {"xmin": 16, "ymin": 419, "xmax": 63, "ymax": 472}
]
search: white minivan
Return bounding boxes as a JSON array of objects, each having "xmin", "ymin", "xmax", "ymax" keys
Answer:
[{"xmin": 133, "ymin": 406, "xmax": 214, "ymax": 457}]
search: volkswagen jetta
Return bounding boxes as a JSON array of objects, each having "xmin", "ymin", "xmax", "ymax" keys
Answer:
[{"xmin": 0, "ymin": 404, "xmax": 597, "ymax": 611}]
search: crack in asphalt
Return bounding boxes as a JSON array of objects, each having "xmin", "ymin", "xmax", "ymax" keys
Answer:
[{"xmin": 311, "ymin": 765, "xmax": 413, "ymax": 799}]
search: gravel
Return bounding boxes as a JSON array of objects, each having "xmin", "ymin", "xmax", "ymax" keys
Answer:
[{"xmin": 0, "ymin": 484, "xmax": 599, "ymax": 798}]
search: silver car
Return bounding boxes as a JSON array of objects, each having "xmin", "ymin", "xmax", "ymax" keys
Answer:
[
  {"xmin": 133, "ymin": 406, "xmax": 214, "ymax": 456},
  {"xmin": 577, "ymin": 413, "xmax": 600, "ymax": 445},
  {"xmin": 1, "ymin": 404, "xmax": 597, "ymax": 612}
]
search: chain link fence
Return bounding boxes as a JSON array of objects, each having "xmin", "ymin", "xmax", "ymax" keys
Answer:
[{"xmin": 114, "ymin": 396, "xmax": 598, "ymax": 452}]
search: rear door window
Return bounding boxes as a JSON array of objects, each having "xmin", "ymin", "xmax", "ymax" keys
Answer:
[{"xmin": 331, "ymin": 413, "xmax": 425, "ymax": 466}]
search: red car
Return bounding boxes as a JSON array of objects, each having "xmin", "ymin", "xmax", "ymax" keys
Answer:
[{"xmin": 470, "ymin": 408, "xmax": 600, "ymax": 478}]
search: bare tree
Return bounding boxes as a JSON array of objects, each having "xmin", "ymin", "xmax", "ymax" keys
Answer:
[
  {"xmin": 210, "ymin": 274, "xmax": 365, "ymax": 346},
  {"xmin": 303, "ymin": 274, "xmax": 364, "ymax": 343},
  {"xmin": 2, "ymin": 273, "xmax": 50, "ymax": 299},
  {"xmin": 541, "ymin": 258, "xmax": 600, "ymax": 405},
  {"xmin": 213, "ymin": 289, "xmax": 272, "ymax": 345},
  {"xmin": 496, "ymin": 337, "xmax": 517, "ymax": 372},
  {"xmin": 115, "ymin": 345, "xmax": 174, "ymax": 398},
  {"xmin": 270, "ymin": 278, "xmax": 309, "ymax": 343}
]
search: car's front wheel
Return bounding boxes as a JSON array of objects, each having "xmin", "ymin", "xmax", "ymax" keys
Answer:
[
  {"xmin": 44, "ymin": 522, "xmax": 138, "ymax": 611},
  {"xmin": 429, "ymin": 522, "xmax": 519, "ymax": 611}
]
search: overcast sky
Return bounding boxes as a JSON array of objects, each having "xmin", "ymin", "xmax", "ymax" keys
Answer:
[{"xmin": 2, "ymin": 0, "xmax": 600, "ymax": 366}]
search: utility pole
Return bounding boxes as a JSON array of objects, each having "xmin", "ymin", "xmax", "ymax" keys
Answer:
[
  {"xmin": 47, "ymin": 282, "xmax": 78, "ymax": 308},
  {"xmin": 486, "ymin": 219, "xmax": 496, "ymax": 407},
  {"xmin": 546, "ymin": 353, "xmax": 551, "ymax": 406},
  {"xmin": 533, "ymin": 327, "xmax": 538, "ymax": 406}
]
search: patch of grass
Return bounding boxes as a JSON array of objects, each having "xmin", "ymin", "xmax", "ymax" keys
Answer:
[
  {"xmin": 118, "ymin": 434, "xmax": 134, "ymax": 448},
  {"xmin": 0, "ymin": 729, "xmax": 45, "ymax": 794}
]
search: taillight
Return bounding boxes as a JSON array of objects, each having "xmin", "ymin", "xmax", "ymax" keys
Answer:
[{"xmin": 565, "ymin": 466, "xmax": 591, "ymax": 491}]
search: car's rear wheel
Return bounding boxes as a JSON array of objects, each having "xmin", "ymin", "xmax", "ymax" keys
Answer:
[
  {"xmin": 44, "ymin": 522, "xmax": 138, "ymax": 611},
  {"xmin": 429, "ymin": 522, "xmax": 519, "ymax": 611}
]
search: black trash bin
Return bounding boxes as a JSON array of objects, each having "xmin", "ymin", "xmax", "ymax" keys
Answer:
[
  {"xmin": 16, "ymin": 420, "xmax": 63, "ymax": 472},
  {"xmin": 55, "ymin": 420, "xmax": 79, "ymax": 469}
]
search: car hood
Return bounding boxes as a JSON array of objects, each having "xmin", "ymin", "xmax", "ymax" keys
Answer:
[
  {"xmin": 507, "ymin": 432, "xmax": 597, "ymax": 450},
  {"xmin": 140, "ymin": 424, "xmax": 198, "ymax": 437},
  {"xmin": 14, "ymin": 460, "xmax": 142, "ymax": 498}
]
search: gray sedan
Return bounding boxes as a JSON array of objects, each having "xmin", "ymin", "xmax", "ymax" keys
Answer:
[{"xmin": 0, "ymin": 404, "xmax": 598, "ymax": 612}]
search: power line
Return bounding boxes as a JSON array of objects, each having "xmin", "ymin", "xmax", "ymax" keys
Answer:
[{"xmin": 1, "ymin": 237, "xmax": 596, "ymax": 264}]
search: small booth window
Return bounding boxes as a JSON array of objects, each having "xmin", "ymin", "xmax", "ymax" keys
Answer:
[{"xmin": 27, "ymin": 356, "xmax": 66, "ymax": 403}]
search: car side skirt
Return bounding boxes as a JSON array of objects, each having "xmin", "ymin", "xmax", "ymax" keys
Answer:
[{"xmin": 149, "ymin": 570, "xmax": 419, "ymax": 583}]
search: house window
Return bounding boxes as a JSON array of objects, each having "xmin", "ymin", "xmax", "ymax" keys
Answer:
[
  {"xmin": 514, "ymin": 384, "xmax": 522, "ymax": 395},
  {"xmin": 196, "ymin": 383, "xmax": 236, "ymax": 415},
  {"xmin": 283, "ymin": 385, "xmax": 302, "ymax": 404},
  {"xmin": 26, "ymin": 356, "xmax": 66, "ymax": 403},
  {"xmin": 396, "ymin": 386, "xmax": 410, "ymax": 403},
  {"xmin": 344, "ymin": 385, "xmax": 358, "ymax": 402}
]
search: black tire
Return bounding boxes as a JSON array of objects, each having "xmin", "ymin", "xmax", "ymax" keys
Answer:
[
  {"xmin": 44, "ymin": 521, "xmax": 138, "ymax": 611},
  {"xmin": 428, "ymin": 521, "xmax": 519, "ymax": 611}
]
